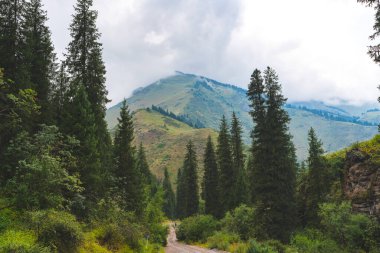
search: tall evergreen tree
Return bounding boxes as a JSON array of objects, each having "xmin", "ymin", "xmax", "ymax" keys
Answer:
[
  {"xmin": 217, "ymin": 115, "xmax": 234, "ymax": 214},
  {"xmin": 182, "ymin": 140, "xmax": 199, "ymax": 217},
  {"xmin": 176, "ymin": 168, "xmax": 186, "ymax": 219},
  {"xmin": 22, "ymin": 0, "xmax": 56, "ymax": 123},
  {"xmin": 51, "ymin": 62, "xmax": 69, "ymax": 127},
  {"xmin": 136, "ymin": 142, "xmax": 152, "ymax": 185},
  {"xmin": 65, "ymin": 0, "xmax": 111, "ymax": 174},
  {"xmin": 203, "ymin": 136, "xmax": 220, "ymax": 218},
  {"xmin": 305, "ymin": 127, "xmax": 328, "ymax": 226},
  {"xmin": 113, "ymin": 100, "xmax": 145, "ymax": 213},
  {"xmin": 247, "ymin": 67, "xmax": 297, "ymax": 242},
  {"xmin": 0, "ymin": 0, "xmax": 29, "ymax": 89},
  {"xmin": 163, "ymin": 168, "xmax": 175, "ymax": 219},
  {"xmin": 230, "ymin": 112, "xmax": 248, "ymax": 207}
]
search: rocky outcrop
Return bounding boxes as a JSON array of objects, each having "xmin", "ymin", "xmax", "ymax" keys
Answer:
[{"xmin": 344, "ymin": 149, "xmax": 380, "ymax": 218}]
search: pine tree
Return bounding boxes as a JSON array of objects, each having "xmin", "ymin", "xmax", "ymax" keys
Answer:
[
  {"xmin": 51, "ymin": 62, "xmax": 69, "ymax": 127},
  {"xmin": 182, "ymin": 140, "xmax": 199, "ymax": 217},
  {"xmin": 230, "ymin": 112, "xmax": 248, "ymax": 207},
  {"xmin": 203, "ymin": 136, "xmax": 220, "ymax": 218},
  {"xmin": 65, "ymin": 0, "xmax": 111, "ymax": 177},
  {"xmin": 113, "ymin": 100, "xmax": 145, "ymax": 213},
  {"xmin": 22, "ymin": 0, "xmax": 56, "ymax": 123},
  {"xmin": 176, "ymin": 168, "xmax": 186, "ymax": 219},
  {"xmin": 163, "ymin": 168, "xmax": 175, "ymax": 219},
  {"xmin": 217, "ymin": 115, "xmax": 234, "ymax": 214},
  {"xmin": 247, "ymin": 67, "xmax": 297, "ymax": 242},
  {"xmin": 0, "ymin": 0, "xmax": 29, "ymax": 89},
  {"xmin": 305, "ymin": 127, "xmax": 328, "ymax": 226}
]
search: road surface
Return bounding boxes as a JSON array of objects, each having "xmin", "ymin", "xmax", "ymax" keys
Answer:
[{"xmin": 165, "ymin": 224, "xmax": 228, "ymax": 253}]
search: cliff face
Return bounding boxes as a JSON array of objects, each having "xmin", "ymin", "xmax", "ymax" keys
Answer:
[{"xmin": 344, "ymin": 149, "xmax": 380, "ymax": 218}]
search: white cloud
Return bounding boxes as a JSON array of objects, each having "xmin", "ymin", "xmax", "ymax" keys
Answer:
[{"xmin": 42, "ymin": 0, "xmax": 379, "ymax": 107}]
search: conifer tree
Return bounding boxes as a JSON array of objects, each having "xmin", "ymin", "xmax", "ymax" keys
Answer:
[
  {"xmin": 176, "ymin": 168, "xmax": 186, "ymax": 219},
  {"xmin": 0, "ymin": 0, "xmax": 29, "ymax": 88},
  {"xmin": 22, "ymin": 0, "xmax": 56, "ymax": 123},
  {"xmin": 113, "ymin": 100, "xmax": 145, "ymax": 213},
  {"xmin": 305, "ymin": 127, "xmax": 328, "ymax": 226},
  {"xmin": 217, "ymin": 115, "xmax": 234, "ymax": 214},
  {"xmin": 63, "ymin": 84, "xmax": 100, "ymax": 216},
  {"xmin": 137, "ymin": 143, "xmax": 152, "ymax": 185},
  {"xmin": 247, "ymin": 67, "xmax": 297, "ymax": 242},
  {"xmin": 65, "ymin": 0, "xmax": 111, "ymax": 174},
  {"xmin": 163, "ymin": 168, "xmax": 175, "ymax": 219},
  {"xmin": 51, "ymin": 62, "xmax": 69, "ymax": 127},
  {"xmin": 182, "ymin": 140, "xmax": 199, "ymax": 217},
  {"xmin": 230, "ymin": 112, "xmax": 248, "ymax": 207},
  {"xmin": 203, "ymin": 136, "xmax": 220, "ymax": 218}
]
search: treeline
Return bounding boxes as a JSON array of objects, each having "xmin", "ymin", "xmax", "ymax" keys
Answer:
[
  {"xmin": 285, "ymin": 104, "xmax": 378, "ymax": 126},
  {"xmin": 0, "ymin": 0, "xmax": 166, "ymax": 252},
  {"xmin": 173, "ymin": 67, "xmax": 380, "ymax": 252},
  {"xmin": 150, "ymin": 104, "xmax": 205, "ymax": 128}
]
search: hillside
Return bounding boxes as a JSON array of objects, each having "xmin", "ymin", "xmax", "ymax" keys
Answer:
[
  {"xmin": 107, "ymin": 72, "xmax": 379, "ymax": 160},
  {"xmin": 132, "ymin": 108, "xmax": 218, "ymax": 182}
]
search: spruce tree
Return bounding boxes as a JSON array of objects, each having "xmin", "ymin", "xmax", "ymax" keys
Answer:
[
  {"xmin": 22, "ymin": 0, "xmax": 56, "ymax": 123},
  {"xmin": 230, "ymin": 112, "xmax": 248, "ymax": 207},
  {"xmin": 137, "ymin": 142, "xmax": 152, "ymax": 185},
  {"xmin": 203, "ymin": 136, "xmax": 220, "ymax": 218},
  {"xmin": 305, "ymin": 127, "xmax": 328, "ymax": 226},
  {"xmin": 51, "ymin": 62, "xmax": 69, "ymax": 127},
  {"xmin": 0, "ymin": 0, "xmax": 29, "ymax": 88},
  {"xmin": 176, "ymin": 168, "xmax": 186, "ymax": 219},
  {"xmin": 182, "ymin": 140, "xmax": 199, "ymax": 217},
  {"xmin": 217, "ymin": 115, "xmax": 234, "ymax": 214},
  {"xmin": 65, "ymin": 0, "xmax": 111, "ymax": 175},
  {"xmin": 247, "ymin": 67, "xmax": 297, "ymax": 242},
  {"xmin": 113, "ymin": 99, "xmax": 145, "ymax": 213},
  {"xmin": 163, "ymin": 168, "xmax": 175, "ymax": 219}
]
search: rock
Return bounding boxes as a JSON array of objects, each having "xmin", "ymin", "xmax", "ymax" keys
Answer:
[{"xmin": 343, "ymin": 149, "xmax": 380, "ymax": 218}]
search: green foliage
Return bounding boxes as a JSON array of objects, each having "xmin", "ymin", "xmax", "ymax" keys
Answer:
[
  {"xmin": 319, "ymin": 202, "xmax": 380, "ymax": 252},
  {"xmin": 245, "ymin": 240, "xmax": 278, "ymax": 253},
  {"xmin": 3, "ymin": 125, "xmax": 83, "ymax": 210},
  {"xmin": 291, "ymin": 229, "xmax": 341, "ymax": 253},
  {"xmin": 163, "ymin": 168, "xmax": 175, "ymax": 219},
  {"xmin": 28, "ymin": 210, "xmax": 83, "ymax": 253},
  {"xmin": 207, "ymin": 231, "xmax": 240, "ymax": 251},
  {"xmin": 177, "ymin": 215, "xmax": 219, "ymax": 243},
  {"xmin": 0, "ymin": 230, "xmax": 50, "ymax": 253},
  {"xmin": 221, "ymin": 204, "xmax": 256, "ymax": 240}
]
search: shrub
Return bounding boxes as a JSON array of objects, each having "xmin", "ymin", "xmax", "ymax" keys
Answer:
[
  {"xmin": 221, "ymin": 204, "xmax": 255, "ymax": 240},
  {"xmin": 177, "ymin": 215, "xmax": 219, "ymax": 243},
  {"xmin": 290, "ymin": 229, "xmax": 341, "ymax": 253},
  {"xmin": 207, "ymin": 231, "xmax": 240, "ymax": 251},
  {"xmin": 0, "ymin": 230, "xmax": 50, "ymax": 253},
  {"xmin": 28, "ymin": 210, "xmax": 83, "ymax": 253},
  {"xmin": 245, "ymin": 240, "xmax": 278, "ymax": 253}
]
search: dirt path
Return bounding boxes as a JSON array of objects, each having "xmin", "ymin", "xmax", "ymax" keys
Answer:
[{"xmin": 164, "ymin": 224, "xmax": 228, "ymax": 253}]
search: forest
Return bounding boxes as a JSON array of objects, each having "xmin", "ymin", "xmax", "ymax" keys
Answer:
[{"xmin": 0, "ymin": 0, "xmax": 380, "ymax": 253}]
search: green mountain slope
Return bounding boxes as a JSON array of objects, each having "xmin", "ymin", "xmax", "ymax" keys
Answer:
[
  {"xmin": 133, "ymin": 108, "xmax": 218, "ymax": 181},
  {"xmin": 107, "ymin": 72, "xmax": 379, "ymax": 160}
]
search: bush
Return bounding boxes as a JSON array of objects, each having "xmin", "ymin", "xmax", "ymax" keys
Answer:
[
  {"xmin": 290, "ymin": 229, "xmax": 341, "ymax": 253},
  {"xmin": 177, "ymin": 215, "xmax": 219, "ymax": 243},
  {"xmin": 0, "ymin": 230, "xmax": 50, "ymax": 253},
  {"xmin": 28, "ymin": 210, "xmax": 83, "ymax": 253},
  {"xmin": 245, "ymin": 240, "xmax": 278, "ymax": 253},
  {"xmin": 207, "ymin": 231, "xmax": 240, "ymax": 251},
  {"xmin": 222, "ymin": 204, "xmax": 255, "ymax": 240}
]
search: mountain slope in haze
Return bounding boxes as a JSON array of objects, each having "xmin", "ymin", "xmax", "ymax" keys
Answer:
[
  {"xmin": 107, "ymin": 72, "xmax": 379, "ymax": 160},
  {"xmin": 133, "ymin": 108, "xmax": 218, "ymax": 181}
]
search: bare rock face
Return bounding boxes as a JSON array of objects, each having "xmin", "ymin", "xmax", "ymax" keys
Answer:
[{"xmin": 344, "ymin": 149, "xmax": 380, "ymax": 218}]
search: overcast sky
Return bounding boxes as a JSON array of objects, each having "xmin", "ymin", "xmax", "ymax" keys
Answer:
[{"xmin": 43, "ymin": 0, "xmax": 379, "ymax": 107}]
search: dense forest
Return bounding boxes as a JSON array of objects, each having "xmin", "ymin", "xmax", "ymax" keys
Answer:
[{"xmin": 0, "ymin": 0, "xmax": 380, "ymax": 253}]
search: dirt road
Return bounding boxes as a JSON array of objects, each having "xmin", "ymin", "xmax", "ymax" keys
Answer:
[{"xmin": 164, "ymin": 224, "xmax": 228, "ymax": 253}]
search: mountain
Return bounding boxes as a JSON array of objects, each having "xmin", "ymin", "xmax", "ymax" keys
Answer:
[
  {"xmin": 107, "ymin": 72, "xmax": 379, "ymax": 160},
  {"xmin": 132, "ymin": 108, "xmax": 218, "ymax": 181}
]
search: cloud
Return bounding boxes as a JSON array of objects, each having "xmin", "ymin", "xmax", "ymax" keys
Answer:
[{"xmin": 43, "ymin": 0, "xmax": 379, "ymax": 107}]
